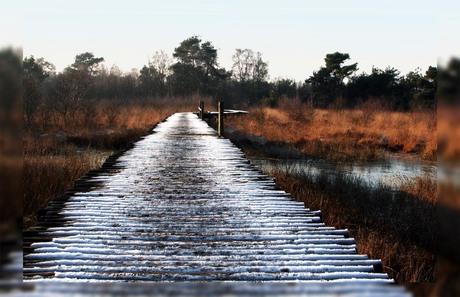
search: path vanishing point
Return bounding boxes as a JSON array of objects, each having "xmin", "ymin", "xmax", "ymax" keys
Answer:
[{"xmin": 21, "ymin": 112, "xmax": 410, "ymax": 296}]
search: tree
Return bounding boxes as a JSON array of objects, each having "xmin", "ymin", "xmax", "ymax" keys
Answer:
[
  {"xmin": 138, "ymin": 65, "xmax": 157, "ymax": 97},
  {"xmin": 307, "ymin": 52, "xmax": 357, "ymax": 107},
  {"xmin": 232, "ymin": 49, "xmax": 253, "ymax": 83},
  {"xmin": 170, "ymin": 36, "xmax": 226, "ymax": 97},
  {"xmin": 346, "ymin": 67, "xmax": 402, "ymax": 109},
  {"xmin": 252, "ymin": 51, "xmax": 269, "ymax": 83},
  {"xmin": 24, "ymin": 55, "xmax": 55, "ymax": 80},
  {"xmin": 324, "ymin": 52, "xmax": 358, "ymax": 83},
  {"xmin": 259, "ymin": 78, "xmax": 295, "ymax": 108},
  {"xmin": 118, "ymin": 69, "xmax": 137, "ymax": 99},
  {"xmin": 438, "ymin": 58, "xmax": 460, "ymax": 105},
  {"xmin": 272, "ymin": 78, "xmax": 297, "ymax": 99},
  {"xmin": 404, "ymin": 66, "xmax": 437, "ymax": 109},
  {"xmin": 231, "ymin": 49, "xmax": 269, "ymax": 105},
  {"xmin": 306, "ymin": 67, "xmax": 334, "ymax": 108},
  {"xmin": 232, "ymin": 49, "xmax": 254, "ymax": 104},
  {"xmin": 171, "ymin": 36, "xmax": 205, "ymax": 96},
  {"xmin": 71, "ymin": 52, "xmax": 104, "ymax": 75},
  {"xmin": 48, "ymin": 67, "xmax": 92, "ymax": 127},
  {"xmin": 200, "ymin": 41, "xmax": 218, "ymax": 78},
  {"xmin": 148, "ymin": 50, "xmax": 171, "ymax": 97},
  {"xmin": 418, "ymin": 66, "xmax": 437, "ymax": 108},
  {"xmin": 60, "ymin": 52, "xmax": 105, "ymax": 105},
  {"xmin": 23, "ymin": 56, "xmax": 55, "ymax": 129},
  {"xmin": 173, "ymin": 36, "xmax": 202, "ymax": 66}
]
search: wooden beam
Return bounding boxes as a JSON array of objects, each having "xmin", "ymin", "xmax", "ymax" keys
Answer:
[
  {"xmin": 199, "ymin": 101, "xmax": 204, "ymax": 120},
  {"xmin": 218, "ymin": 101, "xmax": 224, "ymax": 137}
]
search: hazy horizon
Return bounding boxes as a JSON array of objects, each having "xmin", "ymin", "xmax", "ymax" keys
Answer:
[{"xmin": 3, "ymin": 0, "xmax": 459, "ymax": 80}]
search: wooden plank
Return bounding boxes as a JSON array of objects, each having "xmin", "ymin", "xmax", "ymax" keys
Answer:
[{"xmin": 22, "ymin": 112, "xmax": 400, "ymax": 292}]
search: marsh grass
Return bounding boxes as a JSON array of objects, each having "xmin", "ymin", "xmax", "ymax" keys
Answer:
[
  {"xmin": 24, "ymin": 96, "xmax": 213, "ymax": 229},
  {"xmin": 393, "ymin": 174, "xmax": 438, "ymax": 205},
  {"xmin": 23, "ymin": 152, "xmax": 110, "ymax": 228},
  {"xmin": 227, "ymin": 103, "xmax": 436, "ymax": 161},
  {"xmin": 269, "ymin": 167, "xmax": 437, "ymax": 283}
]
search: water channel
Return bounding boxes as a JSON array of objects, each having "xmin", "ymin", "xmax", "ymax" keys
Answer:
[{"xmin": 249, "ymin": 155, "xmax": 437, "ymax": 189}]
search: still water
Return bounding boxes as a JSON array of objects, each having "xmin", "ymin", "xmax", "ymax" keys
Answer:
[{"xmin": 250, "ymin": 156, "xmax": 436, "ymax": 188}]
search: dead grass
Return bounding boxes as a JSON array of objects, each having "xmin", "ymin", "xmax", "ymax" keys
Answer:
[
  {"xmin": 354, "ymin": 230, "xmax": 436, "ymax": 283},
  {"xmin": 269, "ymin": 168, "xmax": 437, "ymax": 283},
  {"xmin": 24, "ymin": 96, "xmax": 212, "ymax": 229},
  {"xmin": 23, "ymin": 152, "xmax": 110, "ymax": 228},
  {"xmin": 397, "ymin": 174, "xmax": 438, "ymax": 205},
  {"xmin": 227, "ymin": 101, "xmax": 436, "ymax": 161}
]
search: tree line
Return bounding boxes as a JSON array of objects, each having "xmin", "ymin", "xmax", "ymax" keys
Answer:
[{"xmin": 24, "ymin": 35, "xmax": 439, "ymax": 128}]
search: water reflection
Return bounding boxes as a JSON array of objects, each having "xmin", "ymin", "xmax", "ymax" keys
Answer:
[{"xmin": 250, "ymin": 157, "xmax": 436, "ymax": 189}]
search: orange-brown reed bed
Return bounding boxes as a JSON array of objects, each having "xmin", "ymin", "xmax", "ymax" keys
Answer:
[
  {"xmin": 23, "ymin": 152, "xmax": 111, "ymax": 228},
  {"xmin": 24, "ymin": 96, "xmax": 212, "ymax": 228},
  {"xmin": 227, "ymin": 99, "xmax": 436, "ymax": 161}
]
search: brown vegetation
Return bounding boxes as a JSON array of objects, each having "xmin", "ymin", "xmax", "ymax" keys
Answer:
[
  {"xmin": 23, "ymin": 152, "xmax": 110, "ymax": 228},
  {"xmin": 224, "ymin": 103, "xmax": 457, "ymax": 293},
  {"xmin": 24, "ymin": 97, "xmax": 212, "ymax": 228},
  {"xmin": 227, "ymin": 98, "xmax": 436, "ymax": 161},
  {"xmin": 268, "ymin": 167, "xmax": 437, "ymax": 283}
]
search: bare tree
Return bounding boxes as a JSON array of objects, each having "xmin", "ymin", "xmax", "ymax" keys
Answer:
[
  {"xmin": 232, "ymin": 49, "xmax": 269, "ymax": 105},
  {"xmin": 110, "ymin": 64, "xmax": 123, "ymax": 77},
  {"xmin": 150, "ymin": 50, "xmax": 171, "ymax": 80},
  {"xmin": 149, "ymin": 50, "xmax": 171, "ymax": 96},
  {"xmin": 49, "ymin": 68, "xmax": 90, "ymax": 127},
  {"xmin": 232, "ymin": 49, "xmax": 253, "ymax": 83},
  {"xmin": 251, "ymin": 51, "xmax": 269, "ymax": 83},
  {"xmin": 232, "ymin": 49, "xmax": 268, "ymax": 83}
]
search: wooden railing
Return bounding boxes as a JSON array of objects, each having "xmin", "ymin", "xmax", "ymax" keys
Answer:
[{"xmin": 195, "ymin": 100, "xmax": 248, "ymax": 137}]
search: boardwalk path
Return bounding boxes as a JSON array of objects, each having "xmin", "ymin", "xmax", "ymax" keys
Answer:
[{"xmin": 23, "ymin": 113, "xmax": 407, "ymax": 293}]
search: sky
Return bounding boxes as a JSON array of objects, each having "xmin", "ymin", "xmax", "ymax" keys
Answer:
[{"xmin": 2, "ymin": 0, "xmax": 458, "ymax": 81}]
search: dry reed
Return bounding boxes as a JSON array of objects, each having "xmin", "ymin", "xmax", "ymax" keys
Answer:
[
  {"xmin": 24, "ymin": 96, "xmax": 213, "ymax": 229},
  {"xmin": 227, "ymin": 103, "xmax": 436, "ymax": 161},
  {"xmin": 269, "ymin": 168, "xmax": 437, "ymax": 283}
]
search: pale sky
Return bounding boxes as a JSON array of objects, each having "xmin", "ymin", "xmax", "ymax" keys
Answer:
[{"xmin": 2, "ymin": 0, "xmax": 458, "ymax": 81}]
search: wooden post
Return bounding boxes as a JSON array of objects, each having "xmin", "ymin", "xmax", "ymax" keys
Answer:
[
  {"xmin": 199, "ymin": 101, "xmax": 204, "ymax": 120},
  {"xmin": 218, "ymin": 101, "xmax": 224, "ymax": 137}
]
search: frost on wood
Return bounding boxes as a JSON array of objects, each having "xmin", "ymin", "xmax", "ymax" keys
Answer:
[{"xmin": 22, "ymin": 113, "xmax": 409, "ymax": 295}]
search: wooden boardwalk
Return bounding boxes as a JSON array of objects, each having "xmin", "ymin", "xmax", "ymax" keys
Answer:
[{"xmin": 22, "ymin": 113, "xmax": 409, "ymax": 295}]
